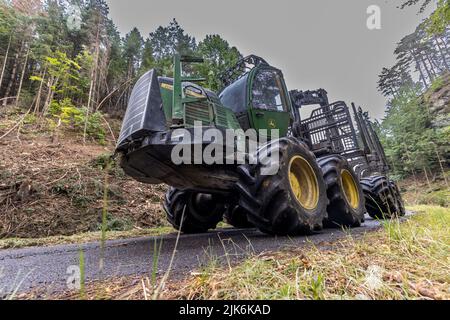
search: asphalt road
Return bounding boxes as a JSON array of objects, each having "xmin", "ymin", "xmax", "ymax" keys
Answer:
[{"xmin": 0, "ymin": 215, "xmax": 407, "ymax": 296}]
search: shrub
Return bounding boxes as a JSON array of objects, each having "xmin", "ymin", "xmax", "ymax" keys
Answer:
[
  {"xmin": 23, "ymin": 113, "xmax": 37, "ymax": 125},
  {"xmin": 430, "ymin": 76, "xmax": 445, "ymax": 92},
  {"xmin": 49, "ymin": 98, "xmax": 106, "ymax": 143}
]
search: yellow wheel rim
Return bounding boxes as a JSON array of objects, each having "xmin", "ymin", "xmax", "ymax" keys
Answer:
[
  {"xmin": 341, "ymin": 169, "xmax": 360, "ymax": 210},
  {"xmin": 288, "ymin": 156, "xmax": 320, "ymax": 210}
]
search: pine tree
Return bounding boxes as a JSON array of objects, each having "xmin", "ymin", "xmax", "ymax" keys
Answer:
[
  {"xmin": 195, "ymin": 34, "xmax": 242, "ymax": 91},
  {"xmin": 140, "ymin": 39, "xmax": 156, "ymax": 73}
]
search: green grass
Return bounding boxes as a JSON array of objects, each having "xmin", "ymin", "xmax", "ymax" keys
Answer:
[
  {"xmin": 183, "ymin": 205, "xmax": 450, "ymax": 300},
  {"xmin": 418, "ymin": 189, "xmax": 449, "ymax": 207}
]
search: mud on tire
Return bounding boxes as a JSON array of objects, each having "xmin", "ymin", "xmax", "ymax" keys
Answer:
[
  {"xmin": 360, "ymin": 176, "xmax": 405, "ymax": 219},
  {"xmin": 163, "ymin": 188, "xmax": 225, "ymax": 234},
  {"xmin": 318, "ymin": 155, "xmax": 365, "ymax": 228},
  {"xmin": 236, "ymin": 138, "xmax": 328, "ymax": 235}
]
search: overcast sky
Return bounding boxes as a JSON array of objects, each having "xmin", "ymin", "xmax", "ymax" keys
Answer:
[{"xmin": 106, "ymin": 0, "xmax": 434, "ymax": 119}]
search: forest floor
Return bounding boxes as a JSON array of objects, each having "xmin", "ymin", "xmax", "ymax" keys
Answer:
[{"xmin": 0, "ymin": 106, "xmax": 169, "ymax": 244}]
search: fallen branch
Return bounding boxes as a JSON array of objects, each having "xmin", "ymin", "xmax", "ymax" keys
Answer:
[
  {"xmin": 45, "ymin": 172, "xmax": 69, "ymax": 187},
  {"xmin": 99, "ymin": 113, "xmax": 117, "ymax": 144},
  {"xmin": 96, "ymin": 79, "xmax": 134, "ymax": 112},
  {"xmin": 0, "ymin": 96, "xmax": 17, "ymax": 103},
  {"xmin": 0, "ymin": 106, "xmax": 32, "ymax": 141}
]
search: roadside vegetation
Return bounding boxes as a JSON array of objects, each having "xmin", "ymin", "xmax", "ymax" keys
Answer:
[
  {"xmin": 179, "ymin": 205, "xmax": 449, "ymax": 300},
  {"xmin": 20, "ymin": 201, "xmax": 446, "ymax": 301}
]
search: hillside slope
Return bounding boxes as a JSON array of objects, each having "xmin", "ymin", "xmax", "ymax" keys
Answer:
[
  {"xmin": 424, "ymin": 71, "xmax": 450, "ymax": 129},
  {"xmin": 0, "ymin": 109, "xmax": 167, "ymax": 239}
]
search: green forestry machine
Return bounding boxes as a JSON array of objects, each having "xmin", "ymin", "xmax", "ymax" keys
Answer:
[{"xmin": 116, "ymin": 54, "xmax": 405, "ymax": 235}]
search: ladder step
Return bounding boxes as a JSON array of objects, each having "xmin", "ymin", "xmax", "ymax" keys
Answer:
[
  {"xmin": 182, "ymin": 97, "xmax": 207, "ymax": 104},
  {"xmin": 180, "ymin": 55, "xmax": 204, "ymax": 63},
  {"xmin": 181, "ymin": 77, "xmax": 207, "ymax": 83}
]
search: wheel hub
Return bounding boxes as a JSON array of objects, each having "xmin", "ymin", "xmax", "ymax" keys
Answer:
[
  {"xmin": 341, "ymin": 170, "xmax": 360, "ymax": 210},
  {"xmin": 288, "ymin": 156, "xmax": 320, "ymax": 210}
]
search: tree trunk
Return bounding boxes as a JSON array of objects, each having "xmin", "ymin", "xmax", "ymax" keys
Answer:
[
  {"xmin": 3, "ymin": 41, "xmax": 23, "ymax": 106},
  {"xmin": 0, "ymin": 35, "xmax": 12, "ymax": 93},
  {"xmin": 43, "ymin": 75, "xmax": 56, "ymax": 115},
  {"xmin": 84, "ymin": 24, "xmax": 101, "ymax": 143},
  {"xmin": 420, "ymin": 54, "xmax": 434, "ymax": 83},
  {"xmin": 424, "ymin": 52, "xmax": 438, "ymax": 75},
  {"xmin": 423, "ymin": 166, "xmax": 431, "ymax": 190},
  {"xmin": 410, "ymin": 49, "xmax": 428, "ymax": 87},
  {"xmin": 434, "ymin": 36, "xmax": 449, "ymax": 70},
  {"xmin": 439, "ymin": 35, "xmax": 449, "ymax": 55},
  {"xmin": 15, "ymin": 45, "xmax": 30, "ymax": 108},
  {"xmin": 416, "ymin": 61, "xmax": 428, "ymax": 88},
  {"xmin": 34, "ymin": 68, "xmax": 46, "ymax": 114}
]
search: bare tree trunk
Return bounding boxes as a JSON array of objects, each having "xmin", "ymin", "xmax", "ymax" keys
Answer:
[
  {"xmin": 3, "ymin": 41, "xmax": 23, "ymax": 106},
  {"xmin": 434, "ymin": 36, "xmax": 449, "ymax": 70},
  {"xmin": 0, "ymin": 35, "xmax": 12, "ymax": 92},
  {"xmin": 84, "ymin": 25, "xmax": 101, "ymax": 143},
  {"xmin": 423, "ymin": 167, "xmax": 431, "ymax": 190},
  {"xmin": 424, "ymin": 52, "xmax": 438, "ymax": 75},
  {"xmin": 439, "ymin": 35, "xmax": 450, "ymax": 55},
  {"xmin": 420, "ymin": 55, "xmax": 434, "ymax": 83},
  {"xmin": 34, "ymin": 68, "xmax": 46, "ymax": 114},
  {"xmin": 417, "ymin": 61, "xmax": 428, "ymax": 88},
  {"xmin": 43, "ymin": 75, "xmax": 57, "ymax": 115},
  {"xmin": 15, "ymin": 45, "xmax": 30, "ymax": 108},
  {"xmin": 410, "ymin": 50, "xmax": 428, "ymax": 87}
]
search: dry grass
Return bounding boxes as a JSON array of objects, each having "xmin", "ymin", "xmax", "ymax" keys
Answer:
[
  {"xmin": 400, "ymin": 173, "xmax": 449, "ymax": 207},
  {"xmin": 18, "ymin": 275, "xmax": 188, "ymax": 300},
  {"xmin": 180, "ymin": 205, "xmax": 449, "ymax": 300}
]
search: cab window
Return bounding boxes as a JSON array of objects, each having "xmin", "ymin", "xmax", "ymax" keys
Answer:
[
  {"xmin": 219, "ymin": 75, "xmax": 248, "ymax": 114},
  {"xmin": 252, "ymin": 70, "xmax": 286, "ymax": 112}
]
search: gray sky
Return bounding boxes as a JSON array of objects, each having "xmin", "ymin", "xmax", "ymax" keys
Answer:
[{"xmin": 106, "ymin": 0, "xmax": 434, "ymax": 119}]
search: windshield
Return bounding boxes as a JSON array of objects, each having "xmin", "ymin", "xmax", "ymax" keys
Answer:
[
  {"xmin": 219, "ymin": 75, "xmax": 249, "ymax": 114},
  {"xmin": 252, "ymin": 70, "xmax": 286, "ymax": 112}
]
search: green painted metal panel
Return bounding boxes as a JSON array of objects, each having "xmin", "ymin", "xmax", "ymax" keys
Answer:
[
  {"xmin": 214, "ymin": 105, "xmax": 241, "ymax": 130},
  {"xmin": 246, "ymin": 67, "xmax": 291, "ymax": 137},
  {"xmin": 184, "ymin": 101, "xmax": 214, "ymax": 127},
  {"xmin": 160, "ymin": 85, "xmax": 173, "ymax": 122}
]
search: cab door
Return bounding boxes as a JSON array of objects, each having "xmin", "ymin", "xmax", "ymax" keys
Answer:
[{"xmin": 249, "ymin": 69, "xmax": 291, "ymax": 138}]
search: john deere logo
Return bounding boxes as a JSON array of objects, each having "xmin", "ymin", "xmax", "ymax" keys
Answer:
[{"xmin": 268, "ymin": 119, "xmax": 276, "ymax": 129}]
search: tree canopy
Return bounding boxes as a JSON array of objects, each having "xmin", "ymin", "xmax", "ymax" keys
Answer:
[{"xmin": 0, "ymin": 2, "xmax": 242, "ymax": 118}]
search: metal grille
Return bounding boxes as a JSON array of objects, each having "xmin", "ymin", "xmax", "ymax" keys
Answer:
[
  {"xmin": 118, "ymin": 71, "xmax": 153, "ymax": 144},
  {"xmin": 185, "ymin": 102, "xmax": 212, "ymax": 127},
  {"xmin": 215, "ymin": 105, "xmax": 241, "ymax": 130},
  {"xmin": 302, "ymin": 102, "xmax": 359, "ymax": 154}
]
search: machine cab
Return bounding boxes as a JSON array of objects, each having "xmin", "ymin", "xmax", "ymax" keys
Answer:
[{"xmin": 219, "ymin": 56, "xmax": 292, "ymax": 137}]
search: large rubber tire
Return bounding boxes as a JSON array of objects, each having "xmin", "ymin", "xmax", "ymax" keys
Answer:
[
  {"xmin": 318, "ymin": 155, "xmax": 366, "ymax": 228},
  {"xmin": 390, "ymin": 180, "xmax": 406, "ymax": 217},
  {"xmin": 163, "ymin": 188, "xmax": 225, "ymax": 234},
  {"xmin": 224, "ymin": 204, "xmax": 254, "ymax": 229},
  {"xmin": 236, "ymin": 138, "xmax": 328, "ymax": 236},
  {"xmin": 360, "ymin": 176, "xmax": 406, "ymax": 219}
]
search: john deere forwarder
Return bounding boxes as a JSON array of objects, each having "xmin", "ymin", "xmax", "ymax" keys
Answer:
[{"xmin": 116, "ymin": 55, "xmax": 405, "ymax": 236}]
